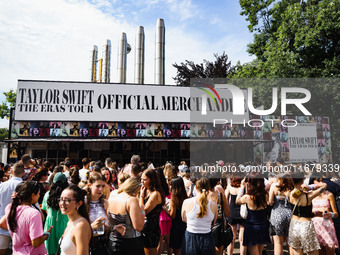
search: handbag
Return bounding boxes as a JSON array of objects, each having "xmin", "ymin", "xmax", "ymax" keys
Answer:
[
  {"xmin": 212, "ymin": 193, "xmax": 233, "ymax": 247},
  {"xmin": 240, "ymin": 204, "xmax": 248, "ymax": 219},
  {"xmin": 240, "ymin": 186, "xmax": 248, "ymax": 219}
]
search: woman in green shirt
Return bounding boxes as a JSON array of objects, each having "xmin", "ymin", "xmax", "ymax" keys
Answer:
[{"xmin": 42, "ymin": 173, "xmax": 69, "ymax": 254}]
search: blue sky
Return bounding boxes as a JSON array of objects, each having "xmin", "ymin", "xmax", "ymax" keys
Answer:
[{"xmin": 0, "ymin": 0, "xmax": 254, "ymax": 128}]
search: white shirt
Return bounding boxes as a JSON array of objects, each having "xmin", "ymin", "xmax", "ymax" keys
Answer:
[
  {"xmin": 63, "ymin": 170, "xmax": 70, "ymax": 180},
  {"xmin": 186, "ymin": 198, "xmax": 214, "ymax": 234},
  {"xmin": 79, "ymin": 168, "xmax": 89, "ymax": 181},
  {"xmin": 0, "ymin": 177, "xmax": 23, "ymax": 236}
]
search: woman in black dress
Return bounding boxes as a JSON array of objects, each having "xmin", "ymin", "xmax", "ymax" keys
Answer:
[
  {"xmin": 225, "ymin": 177, "xmax": 246, "ymax": 255},
  {"xmin": 236, "ymin": 174, "xmax": 271, "ymax": 255},
  {"xmin": 163, "ymin": 177, "xmax": 188, "ymax": 255},
  {"xmin": 140, "ymin": 168, "xmax": 165, "ymax": 255}
]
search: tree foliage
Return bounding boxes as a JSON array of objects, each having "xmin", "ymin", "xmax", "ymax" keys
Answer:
[
  {"xmin": 235, "ymin": 0, "xmax": 340, "ymax": 78},
  {"xmin": 0, "ymin": 90, "xmax": 16, "ymax": 119},
  {"xmin": 0, "ymin": 128, "xmax": 8, "ymax": 140},
  {"xmin": 172, "ymin": 52, "xmax": 235, "ymax": 86}
]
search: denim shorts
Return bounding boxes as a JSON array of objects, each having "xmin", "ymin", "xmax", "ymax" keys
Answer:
[{"xmin": 182, "ymin": 230, "xmax": 215, "ymax": 255}]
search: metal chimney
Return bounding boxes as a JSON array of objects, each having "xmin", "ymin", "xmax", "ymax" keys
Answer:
[
  {"xmin": 91, "ymin": 45, "xmax": 98, "ymax": 82},
  {"xmin": 117, "ymin": 33, "xmax": 127, "ymax": 83},
  {"xmin": 155, "ymin": 18, "xmax": 165, "ymax": 85},
  {"xmin": 104, "ymin": 40, "xmax": 111, "ymax": 83},
  {"xmin": 134, "ymin": 26, "xmax": 145, "ymax": 84}
]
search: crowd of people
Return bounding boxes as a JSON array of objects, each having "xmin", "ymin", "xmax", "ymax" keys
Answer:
[{"xmin": 0, "ymin": 155, "xmax": 339, "ymax": 255}]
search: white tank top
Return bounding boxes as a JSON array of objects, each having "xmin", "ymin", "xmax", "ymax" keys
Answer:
[
  {"xmin": 186, "ymin": 198, "xmax": 214, "ymax": 233},
  {"xmin": 60, "ymin": 217, "xmax": 82, "ymax": 255},
  {"xmin": 183, "ymin": 178, "xmax": 190, "ymax": 193}
]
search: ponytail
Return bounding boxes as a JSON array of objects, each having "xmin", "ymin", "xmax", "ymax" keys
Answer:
[
  {"xmin": 195, "ymin": 177, "xmax": 210, "ymax": 218},
  {"xmin": 197, "ymin": 189, "xmax": 208, "ymax": 218},
  {"xmin": 8, "ymin": 197, "xmax": 20, "ymax": 232},
  {"xmin": 8, "ymin": 181, "xmax": 40, "ymax": 232}
]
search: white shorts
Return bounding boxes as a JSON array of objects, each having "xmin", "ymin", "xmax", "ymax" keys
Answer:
[{"xmin": 0, "ymin": 234, "xmax": 10, "ymax": 249}]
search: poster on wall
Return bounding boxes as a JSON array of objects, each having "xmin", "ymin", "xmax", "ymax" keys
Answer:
[
  {"xmin": 288, "ymin": 123, "xmax": 318, "ymax": 163},
  {"xmin": 259, "ymin": 116, "xmax": 331, "ymax": 163}
]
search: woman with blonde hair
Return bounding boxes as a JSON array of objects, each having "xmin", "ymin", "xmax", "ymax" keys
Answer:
[
  {"xmin": 108, "ymin": 177, "xmax": 145, "ymax": 255},
  {"xmin": 163, "ymin": 163, "xmax": 176, "ymax": 185},
  {"xmin": 181, "ymin": 177, "xmax": 218, "ymax": 255},
  {"xmin": 109, "ymin": 173, "xmax": 130, "ymax": 198}
]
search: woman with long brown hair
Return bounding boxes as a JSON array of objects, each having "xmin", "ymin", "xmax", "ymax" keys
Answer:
[
  {"xmin": 86, "ymin": 172, "xmax": 109, "ymax": 255},
  {"xmin": 140, "ymin": 168, "xmax": 164, "ymax": 255},
  {"xmin": 0, "ymin": 181, "xmax": 52, "ymax": 254},
  {"xmin": 181, "ymin": 177, "xmax": 218, "ymax": 255},
  {"xmin": 209, "ymin": 178, "xmax": 230, "ymax": 255},
  {"xmin": 225, "ymin": 176, "xmax": 246, "ymax": 255},
  {"xmin": 59, "ymin": 185, "xmax": 92, "ymax": 255},
  {"xmin": 101, "ymin": 167, "xmax": 113, "ymax": 199},
  {"xmin": 32, "ymin": 167, "xmax": 50, "ymax": 205},
  {"xmin": 268, "ymin": 174, "xmax": 293, "ymax": 255},
  {"xmin": 42, "ymin": 173, "xmax": 69, "ymax": 255},
  {"xmin": 287, "ymin": 171, "xmax": 327, "ymax": 255},
  {"xmin": 163, "ymin": 177, "xmax": 188, "ymax": 255},
  {"xmin": 310, "ymin": 177, "xmax": 338, "ymax": 255},
  {"xmin": 236, "ymin": 173, "xmax": 271, "ymax": 255},
  {"xmin": 69, "ymin": 166, "xmax": 80, "ymax": 186}
]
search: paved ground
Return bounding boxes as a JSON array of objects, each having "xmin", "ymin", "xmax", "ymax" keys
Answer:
[
  {"xmin": 161, "ymin": 237, "xmax": 290, "ymax": 254},
  {"xmin": 232, "ymin": 238, "xmax": 289, "ymax": 255}
]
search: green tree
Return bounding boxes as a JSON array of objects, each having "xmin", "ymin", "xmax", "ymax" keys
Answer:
[
  {"xmin": 235, "ymin": 0, "xmax": 340, "ymax": 78},
  {"xmin": 173, "ymin": 52, "xmax": 235, "ymax": 86},
  {"xmin": 0, "ymin": 128, "xmax": 8, "ymax": 140},
  {"xmin": 0, "ymin": 90, "xmax": 16, "ymax": 119}
]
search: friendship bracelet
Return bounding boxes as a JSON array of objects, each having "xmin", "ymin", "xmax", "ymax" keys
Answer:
[{"xmin": 43, "ymin": 232, "xmax": 50, "ymax": 240}]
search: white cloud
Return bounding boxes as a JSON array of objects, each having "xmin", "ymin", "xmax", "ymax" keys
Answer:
[
  {"xmin": 0, "ymin": 0, "xmax": 137, "ymax": 91},
  {"xmin": 165, "ymin": 0, "xmax": 199, "ymax": 21},
  {"xmin": 210, "ymin": 17, "xmax": 222, "ymax": 25},
  {"xmin": 0, "ymin": 0, "xmax": 253, "ymax": 95}
]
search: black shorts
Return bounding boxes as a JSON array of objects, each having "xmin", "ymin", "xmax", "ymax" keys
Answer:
[
  {"xmin": 142, "ymin": 219, "xmax": 161, "ymax": 248},
  {"xmin": 228, "ymin": 217, "xmax": 245, "ymax": 226}
]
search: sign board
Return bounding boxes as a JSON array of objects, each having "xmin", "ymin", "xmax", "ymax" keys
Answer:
[
  {"xmin": 15, "ymin": 80, "xmax": 248, "ymax": 123},
  {"xmin": 288, "ymin": 123, "xmax": 319, "ymax": 162}
]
